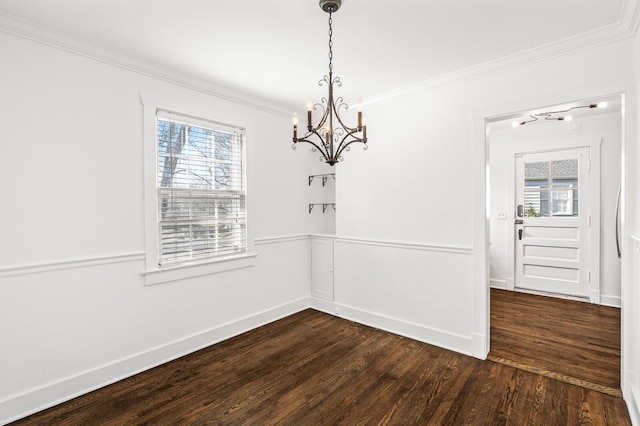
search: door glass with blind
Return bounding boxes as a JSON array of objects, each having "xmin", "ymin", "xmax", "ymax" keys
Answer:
[{"xmin": 156, "ymin": 111, "xmax": 246, "ymax": 265}]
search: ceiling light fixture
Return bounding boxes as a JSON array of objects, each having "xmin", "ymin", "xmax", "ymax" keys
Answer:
[
  {"xmin": 291, "ymin": 0, "xmax": 367, "ymax": 166},
  {"xmin": 513, "ymin": 102, "xmax": 608, "ymax": 127}
]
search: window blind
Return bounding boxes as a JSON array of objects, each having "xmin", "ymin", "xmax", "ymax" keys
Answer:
[{"xmin": 156, "ymin": 110, "xmax": 246, "ymax": 265}]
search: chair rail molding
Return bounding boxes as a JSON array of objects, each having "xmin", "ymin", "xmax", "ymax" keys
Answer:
[{"xmin": 0, "ymin": 252, "xmax": 146, "ymax": 278}]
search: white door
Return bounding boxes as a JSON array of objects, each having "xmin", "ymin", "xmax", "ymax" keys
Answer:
[
  {"xmin": 514, "ymin": 147, "xmax": 590, "ymax": 298},
  {"xmin": 311, "ymin": 238, "xmax": 334, "ymax": 301}
]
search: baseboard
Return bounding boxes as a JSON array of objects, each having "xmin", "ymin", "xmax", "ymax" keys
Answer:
[
  {"xmin": 472, "ymin": 333, "xmax": 489, "ymax": 360},
  {"xmin": 0, "ymin": 297, "xmax": 310, "ymax": 425},
  {"xmin": 627, "ymin": 384, "xmax": 640, "ymax": 426},
  {"xmin": 310, "ymin": 296, "xmax": 339, "ymax": 316},
  {"xmin": 506, "ymin": 278, "xmax": 514, "ymax": 290},
  {"xmin": 309, "ymin": 297, "xmax": 472, "ymax": 356},
  {"xmin": 490, "ymin": 279, "xmax": 507, "ymax": 290},
  {"xmin": 600, "ymin": 294, "xmax": 622, "ymax": 308}
]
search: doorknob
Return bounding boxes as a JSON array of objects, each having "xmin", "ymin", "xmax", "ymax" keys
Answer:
[{"xmin": 518, "ymin": 229, "xmax": 523, "ymax": 240}]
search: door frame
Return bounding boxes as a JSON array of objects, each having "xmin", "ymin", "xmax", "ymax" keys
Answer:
[
  {"xmin": 469, "ymin": 84, "xmax": 629, "ymax": 364},
  {"xmin": 506, "ymin": 142, "xmax": 601, "ymax": 303}
]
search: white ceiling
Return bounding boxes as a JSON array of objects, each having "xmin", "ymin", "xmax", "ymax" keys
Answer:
[{"xmin": 0, "ymin": 0, "xmax": 630, "ymax": 111}]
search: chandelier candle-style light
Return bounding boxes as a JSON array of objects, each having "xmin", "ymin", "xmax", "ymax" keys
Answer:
[{"xmin": 292, "ymin": 0, "xmax": 367, "ymax": 166}]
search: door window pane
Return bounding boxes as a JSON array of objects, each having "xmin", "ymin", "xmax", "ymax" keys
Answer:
[
  {"xmin": 551, "ymin": 159, "xmax": 579, "ymax": 217},
  {"xmin": 524, "ymin": 161, "xmax": 549, "ymax": 217},
  {"xmin": 525, "ymin": 161, "xmax": 549, "ymax": 188},
  {"xmin": 552, "ymin": 189, "xmax": 577, "ymax": 216},
  {"xmin": 552, "ymin": 159, "xmax": 578, "ymax": 180},
  {"xmin": 525, "ymin": 190, "xmax": 548, "ymax": 217}
]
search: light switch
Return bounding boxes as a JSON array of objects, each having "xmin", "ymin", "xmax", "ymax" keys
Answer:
[{"xmin": 496, "ymin": 211, "xmax": 507, "ymax": 220}]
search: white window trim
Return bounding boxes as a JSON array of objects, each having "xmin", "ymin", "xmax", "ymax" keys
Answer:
[{"xmin": 140, "ymin": 92, "xmax": 255, "ymax": 286}]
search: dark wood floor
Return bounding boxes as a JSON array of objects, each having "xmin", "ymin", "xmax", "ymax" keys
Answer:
[
  {"xmin": 12, "ymin": 309, "xmax": 630, "ymax": 425},
  {"xmin": 489, "ymin": 288, "xmax": 622, "ymax": 397}
]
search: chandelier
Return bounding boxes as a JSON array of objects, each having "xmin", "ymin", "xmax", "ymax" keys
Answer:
[{"xmin": 292, "ymin": 0, "xmax": 368, "ymax": 166}]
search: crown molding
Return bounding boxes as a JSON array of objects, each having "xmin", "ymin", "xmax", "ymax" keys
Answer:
[
  {"xmin": 365, "ymin": 0, "xmax": 640, "ymax": 106},
  {"xmin": 2, "ymin": 2, "xmax": 639, "ymax": 113},
  {"xmin": 621, "ymin": 0, "xmax": 640, "ymax": 36},
  {"xmin": 0, "ymin": 11, "xmax": 293, "ymax": 117}
]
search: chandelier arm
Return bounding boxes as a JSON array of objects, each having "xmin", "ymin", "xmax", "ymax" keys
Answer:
[
  {"xmin": 331, "ymin": 95, "xmax": 360, "ymax": 133},
  {"xmin": 294, "ymin": 137, "xmax": 331, "ymax": 162},
  {"xmin": 333, "ymin": 129, "xmax": 356, "ymax": 153},
  {"xmin": 299, "ymin": 127, "xmax": 335, "ymax": 149},
  {"xmin": 313, "ymin": 100, "xmax": 327, "ymax": 113},
  {"xmin": 335, "ymin": 138, "xmax": 367, "ymax": 161},
  {"xmin": 333, "ymin": 103, "xmax": 350, "ymax": 128},
  {"xmin": 331, "ymin": 102, "xmax": 347, "ymax": 128},
  {"xmin": 334, "ymin": 131, "xmax": 366, "ymax": 159},
  {"xmin": 308, "ymin": 101, "xmax": 326, "ymax": 132},
  {"xmin": 314, "ymin": 101, "xmax": 332, "ymax": 132},
  {"xmin": 332, "ymin": 109, "xmax": 359, "ymax": 134},
  {"xmin": 298, "ymin": 129, "xmax": 330, "ymax": 146}
]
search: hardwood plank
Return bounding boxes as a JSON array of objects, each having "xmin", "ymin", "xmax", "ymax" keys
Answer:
[
  {"xmin": 489, "ymin": 288, "xmax": 622, "ymax": 396},
  {"xmin": 10, "ymin": 309, "xmax": 631, "ymax": 425}
]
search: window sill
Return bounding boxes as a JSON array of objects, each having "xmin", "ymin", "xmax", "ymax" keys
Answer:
[{"xmin": 141, "ymin": 253, "xmax": 257, "ymax": 286}]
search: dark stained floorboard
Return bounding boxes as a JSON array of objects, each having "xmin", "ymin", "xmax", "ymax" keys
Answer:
[
  {"xmin": 11, "ymin": 308, "xmax": 630, "ymax": 425},
  {"xmin": 488, "ymin": 288, "xmax": 622, "ymax": 397}
]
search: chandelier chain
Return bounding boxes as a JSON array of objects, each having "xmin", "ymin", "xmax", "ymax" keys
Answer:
[{"xmin": 328, "ymin": 12, "xmax": 333, "ymax": 73}]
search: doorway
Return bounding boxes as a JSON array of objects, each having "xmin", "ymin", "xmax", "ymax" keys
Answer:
[
  {"xmin": 488, "ymin": 98, "xmax": 621, "ymax": 305},
  {"xmin": 485, "ymin": 95, "xmax": 623, "ymax": 391}
]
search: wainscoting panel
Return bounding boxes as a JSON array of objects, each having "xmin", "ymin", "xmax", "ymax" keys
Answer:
[
  {"xmin": 332, "ymin": 237, "xmax": 475, "ymax": 356},
  {"xmin": 0, "ymin": 237, "xmax": 311, "ymax": 424},
  {"xmin": 625, "ymin": 235, "xmax": 640, "ymax": 424}
]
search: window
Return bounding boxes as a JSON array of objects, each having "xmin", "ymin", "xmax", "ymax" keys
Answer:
[
  {"xmin": 156, "ymin": 110, "xmax": 246, "ymax": 265},
  {"xmin": 523, "ymin": 158, "xmax": 579, "ymax": 218}
]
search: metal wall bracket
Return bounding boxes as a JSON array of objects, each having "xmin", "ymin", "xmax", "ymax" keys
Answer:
[
  {"xmin": 309, "ymin": 203, "xmax": 336, "ymax": 213},
  {"xmin": 308, "ymin": 173, "xmax": 336, "ymax": 186}
]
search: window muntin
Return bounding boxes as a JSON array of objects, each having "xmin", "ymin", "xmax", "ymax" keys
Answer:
[{"xmin": 156, "ymin": 111, "xmax": 246, "ymax": 265}]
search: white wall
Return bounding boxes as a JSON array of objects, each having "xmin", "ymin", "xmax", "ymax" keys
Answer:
[
  {"xmin": 0, "ymin": 30, "xmax": 315, "ymax": 423},
  {"xmin": 332, "ymin": 38, "xmax": 635, "ymax": 360},
  {"xmin": 622, "ymin": 23, "xmax": 640, "ymax": 426},
  {"xmin": 489, "ymin": 112, "xmax": 622, "ymax": 306}
]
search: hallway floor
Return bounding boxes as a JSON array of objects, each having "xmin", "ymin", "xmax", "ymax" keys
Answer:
[{"xmin": 488, "ymin": 288, "xmax": 621, "ymax": 397}]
